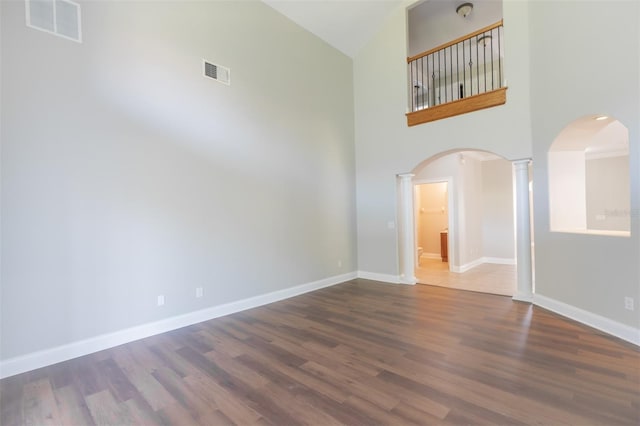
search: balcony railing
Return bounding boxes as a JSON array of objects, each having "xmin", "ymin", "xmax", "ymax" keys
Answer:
[{"xmin": 406, "ymin": 20, "xmax": 506, "ymax": 126}]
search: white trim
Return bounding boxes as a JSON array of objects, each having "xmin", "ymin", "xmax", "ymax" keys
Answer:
[
  {"xmin": 357, "ymin": 271, "xmax": 401, "ymax": 284},
  {"xmin": 413, "ymin": 177, "xmax": 455, "ymax": 271},
  {"xmin": 482, "ymin": 256, "xmax": 516, "ymax": 265},
  {"xmin": 551, "ymin": 228, "xmax": 630, "ymax": 238},
  {"xmin": 0, "ymin": 272, "xmax": 357, "ymax": 379},
  {"xmin": 534, "ymin": 294, "xmax": 640, "ymax": 346},
  {"xmin": 512, "ymin": 292, "xmax": 533, "ymax": 303},
  {"xmin": 421, "ymin": 252, "xmax": 441, "ymax": 260},
  {"xmin": 585, "ymin": 149, "xmax": 628, "ymax": 160},
  {"xmin": 450, "ymin": 257, "xmax": 516, "ymax": 273},
  {"xmin": 399, "ymin": 275, "xmax": 417, "ymax": 285},
  {"xmin": 451, "ymin": 258, "xmax": 484, "ymax": 273}
]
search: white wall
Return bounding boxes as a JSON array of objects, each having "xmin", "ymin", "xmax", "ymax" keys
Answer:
[
  {"xmin": 585, "ymin": 156, "xmax": 630, "ymax": 232},
  {"xmin": 0, "ymin": 0, "xmax": 356, "ymax": 362},
  {"xmin": 529, "ymin": 0, "xmax": 639, "ymax": 328},
  {"xmin": 548, "ymin": 151, "xmax": 587, "ymax": 231},
  {"xmin": 354, "ymin": 0, "xmax": 532, "ymax": 278},
  {"xmin": 458, "ymin": 155, "xmax": 484, "ymax": 266},
  {"xmin": 481, "ymin": 159, "xmax": 515, "ymax": 260},
  {"xmin": 356, "ymin": 0, "xmax": 638, "ymax": 333},
  {"xmin": 408, "ymin": 0, "xmax": 503, "ymax": 57}
]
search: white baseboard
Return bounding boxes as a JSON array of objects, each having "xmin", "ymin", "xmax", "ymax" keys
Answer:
[
  {"xmin": 0, "ymin": 272, "xmax": 357, "ymax": 379},
  {"xmin": 512, "ymin": 291, "xmax": 533, "ymax": 303},
  {"xmin": 451, "ymin": 257, "xmax": 516, "ymax": 273},
  {"xmin": 482, "ymin": 257, "xmax": 516, "ymax": 265},
  {"xmin": 452, "ymin": 258, "xmax": 484, "ymax": 273},
  {"xmin": 534, "ymin": 294, "xmax": 640, "ymax": 346},
  {"xmin": 421, "ymin": 252, "xmax": 441, "ymax": 260},
  {"xmin": 357, "ymin": 271, "xmax": 401, "ymax": 284}
]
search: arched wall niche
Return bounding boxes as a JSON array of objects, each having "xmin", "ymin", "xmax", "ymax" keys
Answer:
[{"xmin": 548, "ymin": 115, "xmax": 630, "ymax": 237}]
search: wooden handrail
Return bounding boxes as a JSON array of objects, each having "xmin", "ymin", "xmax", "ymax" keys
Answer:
[
  {"xmin": 407, "ymin": 20, "xmax": 504, "ymax": 63},
  {"xmin": 406, "ymin": 87, "xmax": 507, "ymax": 126}
]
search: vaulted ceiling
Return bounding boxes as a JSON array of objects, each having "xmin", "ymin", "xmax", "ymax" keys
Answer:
[{"xmin": 262, "ymin": 0, "xmax": 403, "ymax": 58}]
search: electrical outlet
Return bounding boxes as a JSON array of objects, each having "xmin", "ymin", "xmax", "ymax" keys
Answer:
[
  {"xmin": 157, "ymin": 295, "xmax": 165, "ymax": 306},
  {"xmin": 337, "ymin": 259, "xmax": 342, "ymax": 268},
  {"xmin": 196, "ymin": 287, "xmax": 204, "ymax": 298},
  {"xmin": 624, "ymin": 297, "xmax": 634, "ymax": 311},
  {"xmin": 387, "ymin": 221, "xmax": 395, "ymax": 229}
]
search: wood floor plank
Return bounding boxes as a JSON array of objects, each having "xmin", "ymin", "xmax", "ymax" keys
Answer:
[
  {"xmin": 259, "ymin": 382, "xmax": 344, "ymax": 426},
  {"xmin": 84, "ymin": 389, "xmax": 136, "ymax": 426},
  {"xmin": 359, "ymin": 373, "xmax": 451, "ymax": 420},
  {"xmin": 121, "ymin": 398, "xmax": 163, "ymax": 426},
  {"xmin": 300, "ymin": 360, "xmax": 399, "ymax": 410},
  {"xmin": 69, "ymin": 356, "xmax": 108, "ymax": 398},
  {"xmin": 156, "ymin": 401, "xmax": 200, "ymax": 426},
  {"xmin": 52, "ymin": 385, "xmax": 96, "ymax": 426},
  {"xmin": 111, "ymin": 349, "xmax": 176, "ymax": 412},
  {"xmin": 234, "ymin": 352, "xmax": 349, "ymax": 405},
  {"xmin": 390, "ymin": 400, "xmax": 447, "ymax": 425},
  {"xmin": 1, "ymin": 279, "xmax": 639, "ymax": 425},
  {"xmin": 22, "ymin": 379, "xmax": 61, "ymax": 426},
  {"xmin": 0, "ymin": 375, "xmax": 24, "ymax": 426},
  {"xmin": 183, "ymin": 373, "xmax": 263, "ymax": 425},
  {"xmin": 203, "ymin": 349, "xmax": 270, "ymax": 390}
]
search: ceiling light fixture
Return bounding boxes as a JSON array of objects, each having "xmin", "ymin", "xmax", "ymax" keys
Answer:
[
  {"xmin": 595, "ymin": 115, "xmax": 608, "ymax": 121},
  {"xmin": 456, "ymin": 2, "xmax": 473, "ymax": 18}
]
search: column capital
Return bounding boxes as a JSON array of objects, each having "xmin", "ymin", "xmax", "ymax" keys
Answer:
[
  {"xmin": 397, "ymin": 173, "xmax": 415, "ymax": 180},
  {"xmin": 512, "ymin": 158, "xmax": 532, "ymax": 168}
]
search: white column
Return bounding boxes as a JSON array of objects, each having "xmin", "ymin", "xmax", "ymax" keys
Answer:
[
  {"xmin": 398, "ymin": 173, "xmax": 416, "ymax": 285},
  {"xmin": 513, "ymin": 160, "xmax": 533, "ymax": 302}
]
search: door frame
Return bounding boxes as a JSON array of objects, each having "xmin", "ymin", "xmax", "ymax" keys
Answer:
[{"xmin": 413, "ymin": 177, "xmax": 455, "ymax": 273}]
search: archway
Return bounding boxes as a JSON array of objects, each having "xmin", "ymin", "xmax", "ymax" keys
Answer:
[{"xmin": 397, "ymin": 149, "xmax": 533, "ymax": 302}]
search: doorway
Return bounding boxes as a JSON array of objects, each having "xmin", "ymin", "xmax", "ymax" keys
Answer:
[{"xmin": 414, "ymin": 181, "xmax": 450, "ymax": 268}]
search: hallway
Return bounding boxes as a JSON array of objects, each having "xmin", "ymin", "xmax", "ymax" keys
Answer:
[{"xmin": 416, "ymin": 259, "xmax": 515, "ymax": 297}]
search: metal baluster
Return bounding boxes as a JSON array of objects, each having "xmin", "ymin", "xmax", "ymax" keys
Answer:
[
  {"xmin": 410, "ymin": 60, "xmax": 414, "ymax": 111},
  {"xmin": 420, "ymin": 56, "xmax": 424, "ymax": 109},
  {"xmin": 456, "ymin": 43, "xmax": 460, "ymax": 100},
  {"xmin": 431, "ymin": 53, "xmax": 435, "ymax": 106},
  {"xmin": 463, "ymin": 40, "xmax": 466, "ymax": 98},
  {"xmin": 483, "ymin": 33, "xmax": 487, "ymax": 94},
  {"xmin": 491, "ymin": 28, "xmax": 495, "ymax": 90},
  {"xmin": 443, "ymin": 49, "xmax": 447, "ymax": 103},
  {"xmin": 498, "ymin": 26, "xmax": 502, "ymax": 87},
  {"xmin": 469, "ymin": 39, "xmax": 473, "ymax": 96},
  {"xmin": 449, "ymin": 45, "xmax": 453, "ymax": 102},
  {"xmin": 476, "ymin": 34, "xmax": 479, "ymax": 95}
]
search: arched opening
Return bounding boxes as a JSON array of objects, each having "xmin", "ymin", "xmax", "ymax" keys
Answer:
[
  {"xmin": 397, "ymin": 150, "xmax": 533, "ymax": 303},
  {"xmin": 413, "ymin": 150, "xmax": 516, "ymax": 295},
  {"xmin": 548, "ymin": 115, "xmax": 630, "ymax": 237}
]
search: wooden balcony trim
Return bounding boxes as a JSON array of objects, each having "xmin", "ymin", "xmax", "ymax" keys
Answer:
[
  {"xmin": 406, "ymin": 87, "xmax": 507, "ymax": 127},
  {"xmin": 407, "ymin": 20, "xmax": 504, "ymax": 63}
]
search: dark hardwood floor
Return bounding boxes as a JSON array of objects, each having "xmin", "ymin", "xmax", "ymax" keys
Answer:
[{"xmin": 1, "ymin": 279, "xmax": 639, "ymax": 425}]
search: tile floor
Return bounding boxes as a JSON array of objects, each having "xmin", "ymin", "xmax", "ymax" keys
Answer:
[{"xmin": 415, "ymin": 258, "xmax": 516, "ymax": 297}]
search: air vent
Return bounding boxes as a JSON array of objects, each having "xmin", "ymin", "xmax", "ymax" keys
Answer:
[
  {"xmin": 26, "ymin": 0, "xmax": 82, "ymax": 43},
  {"xmin": 203, "ymin": 60, "xmax": 230, "ymax": 86}
]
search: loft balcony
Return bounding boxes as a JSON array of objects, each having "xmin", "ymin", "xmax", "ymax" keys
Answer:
[{"xmin": 406, "ymin": 20, "xmax": 506, "ymax": 126}]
